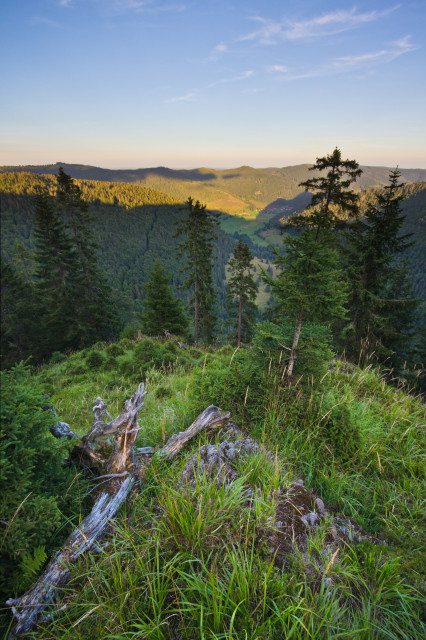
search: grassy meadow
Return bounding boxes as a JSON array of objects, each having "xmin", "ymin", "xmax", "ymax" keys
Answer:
[{"xmin": 3, "ymin": 334, "xmax": 424, "ymax": 639}]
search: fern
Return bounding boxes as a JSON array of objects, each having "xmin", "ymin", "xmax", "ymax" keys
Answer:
[{"xmin": 17, "ymin": 546, "xmax": 47, "ymax": 590}]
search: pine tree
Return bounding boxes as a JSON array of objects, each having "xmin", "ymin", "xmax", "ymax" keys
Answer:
[
  {"xmin": 293, "ymin": 147, "xmax": 362, "ymax": 235},
  {"xmin": 137, "ymin": 261, "xmax": 188, "ymax": 336},
  {"xmin": 345, "ymin": 169, "xmax": 420, "ymax": 373},
  {"xmin": 262, "ymin": 229, "xmax": 347, "ymax": 382},
  {"xmin": 263, "ymin": 148, "xmax": 360, "ymax": 382},
  {"xmin": 175, "ymin": 197, "xmax": 219, "ymax": 346},
  {"xmin": 226, "ymin": 239, "xmax": 257, "ymax": 347}
]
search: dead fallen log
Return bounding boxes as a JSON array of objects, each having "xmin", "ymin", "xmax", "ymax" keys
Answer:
[
  {"xmin": 6, "ymin": 386, "xmax": 230, "ymax": 638},
  {"xmin": 6, "ymin": 477, "xmax": 134, "ymax": 639},
  {"xmin": 160, "ymin": 405, "xmax": 231, "ymax": 459}
]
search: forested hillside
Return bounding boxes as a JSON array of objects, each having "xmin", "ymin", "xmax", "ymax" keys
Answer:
[
  {"xmin": 1, "ymin": 171, "xmax": 424, "ymax": 301},
  {"xmin": 0, "ymin": 172, "xmax": 246, "ymax": 321},
  {"xmin": 2, "ymin": 162, "xmax": 426, "ymax": 215}
]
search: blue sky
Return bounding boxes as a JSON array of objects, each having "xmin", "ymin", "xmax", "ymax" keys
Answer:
[{"xmin": 1, "ymin": 0, "xmax": 425, "ymax": 168}]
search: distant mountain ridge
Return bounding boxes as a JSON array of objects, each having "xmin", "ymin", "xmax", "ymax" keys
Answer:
[{"xmin": 2, "ymin": 162, "xmax": 426, "ymax": 216}]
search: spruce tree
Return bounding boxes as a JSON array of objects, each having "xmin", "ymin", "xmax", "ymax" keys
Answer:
[
  {"xmin": 226, "ymin": 239, "xmax": 258, "ymax": 347},
  {"xmin": 263, "ymin": 148, "xmax": 360, "ymax": 382},
  {"xmin": 137, "ymin": 261, "xmax": 188, "ymax": 336},
  {"xmin": 293, "ymin": 147, "xmax": 362, "ymax": 235},
  {"xmin": 175, "ymin": 197, "xmax": 219, "ymax": 346},
  {"xmin": 345, "ymin": 169, "xmax": 420, "ymax": 373}
]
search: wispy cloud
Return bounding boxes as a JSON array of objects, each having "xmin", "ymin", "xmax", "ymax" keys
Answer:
[
  {"xmin": 58, "ymin": 0, "xmax": 73, "ymax": 6},
  {"xmin": 164, "ymin": 70, "xmax": 254, "ymax": 103},
  {"xmin": 267, "ymin": 64, "xmax": 289, "ymax": 74},
  {"xmin": 208, "ymin": 70, "xmax": 254, "ymax": 87},
  {"xmin": 209, "ymin": 43, "xmax": 228, "ymax": 61},
  {"xmin": 164, "ymin": 92, "xmax": 196, "ymax": 104},
  {"xmin": 286, "ymin": 35, "xmax": 417, "ymax": 80},
  {"xmin": 239, "ymin": 5, "xmax": 401, "ymax": 45},
  {"xmin": 109, "ymin": 0, "xmax": 186, "ymax": 13}
]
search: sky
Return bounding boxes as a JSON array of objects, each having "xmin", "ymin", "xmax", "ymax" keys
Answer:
[{"xmin": 1, "ymin": 0, "xmax": 425, "ymax": 169}]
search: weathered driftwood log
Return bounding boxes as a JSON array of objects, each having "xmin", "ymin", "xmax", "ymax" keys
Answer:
[
  {"xmin": 7, "ymin": 389, "xmax": 230, "ymax": 638},
  {"xmin": 6, "ymin": 477, "xmax": 134, "ymax": 639},
  {"xmin": 160, "ymin": 405, "xmax": 231, "ymax": 459}
]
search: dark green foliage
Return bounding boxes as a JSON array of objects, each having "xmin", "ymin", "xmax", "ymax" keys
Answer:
[
  {"xmin": 264, "ymin": 230, "xmax": 348, "ymax": 325},
  {"xmin": 251, "ymin": 321, "xmax": 334, "ymax": 385},
  {"xmin": 32, "ymin": 191, "xmax": 79, "ymax": 356},
  {"xmin": 50, "ymin": 351, "xmax": 67, "ymax": 364},
  {"xmin": 106, "ymin": 343, "xmax": 124, "ymax": 357},
  {"xmin": 192, "ymin": 323, "xmax": 334, "ymax": 426},
  {"xmin": 0, "ymin": 258, "xmax": 38, "ymax": 367},
  {"xmin": 293, "ymin": 147, "xmax": 362, "ymax": 233},
  {"xmin": 85, "ymin": 349, "xmax": 105, "ymax": 369},
  {"xmin": 55, "ymin": 168, "xmax": 121, "ymax": 348},
  {"xmin": 226, "ymin": 239, "xmax": 258, "ymax": 346},
  {"xmin": 175, "ymin": 198, "xmax": 220, "ymax": 346},
  {"xmin": 262, "ymin": 229, "xmax": 347, "ymax": 381},
  {"xmin": 105, "ymin": 355, "xmax": 117, "ymax": 370},
  {"xmin": 137, "ymin": 261, "xmax": 188, "ymax": 336},
  {"xmin": 0, "ymin": 363, "xmax": 85, "ymax": 597},
  {"xmin": 344, "ymin": 170, "xmax": 421, "ymax": 376}
]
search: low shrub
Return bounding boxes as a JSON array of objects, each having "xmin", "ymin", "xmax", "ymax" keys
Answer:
[
  {"xmin": 106, "ymin": 343, "xmax": 124, "ymax": 357},
  {"xmin": 85, "ymin": 350, "xmax": 105, "ymax": 370},
  {"xmin": 0, "ymin": 364, "xmax": 86, "ymax": 598},
  {"xmin": 50, "ymin": 351, "xmax": 66, "ymax": 364}
]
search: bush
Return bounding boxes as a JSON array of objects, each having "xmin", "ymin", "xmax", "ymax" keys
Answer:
[
  {"xmin": 105, "ymin": 355, "xmax": 117, "ymax": 371},
  {"xmin": 0, "ymin": 363, "xmax": 85, "ymax": 597},
  {"xmin": 120, "ymin": 325, "xmax": 139, "ymax": 340},
  {"xmin": 50, "ymin": 351, "xmax": 66, "ymax": 364},
  {"xmin": 106, "ymin": 343, "xmax": 124, "ymax": 357},
  {"xmin": 85, "ymin": 349, "xmax": 105, "ymax": 369}
]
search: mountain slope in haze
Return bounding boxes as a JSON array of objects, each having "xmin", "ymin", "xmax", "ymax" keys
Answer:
[{"xmin": 2, "ymin": 162, "xmax": 426, "ymax": 216}]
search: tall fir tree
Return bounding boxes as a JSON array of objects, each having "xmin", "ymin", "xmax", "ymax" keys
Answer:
[
  {"xmin": 226, "ymin": 239, "xmax": 258, "ymax": 347},
  {"xmin": 137, "ymin": 261, "xmax": 188, "ymax": 336},
  {"xmin": 344, "ymin": 169, "xmax": 420, "ymax": 374},
  {"xmin": 263, "ymin": 148, "xmax": 361, "ymax": 382},
  {"xmin": 174, "ymin": 197, "xmax": 219, "ymax": 346}
]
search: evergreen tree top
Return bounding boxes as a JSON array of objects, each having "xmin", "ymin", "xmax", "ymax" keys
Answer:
[{"xmin": 291, "ymin": 147, "xmax": 362, "ymax": 232}]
